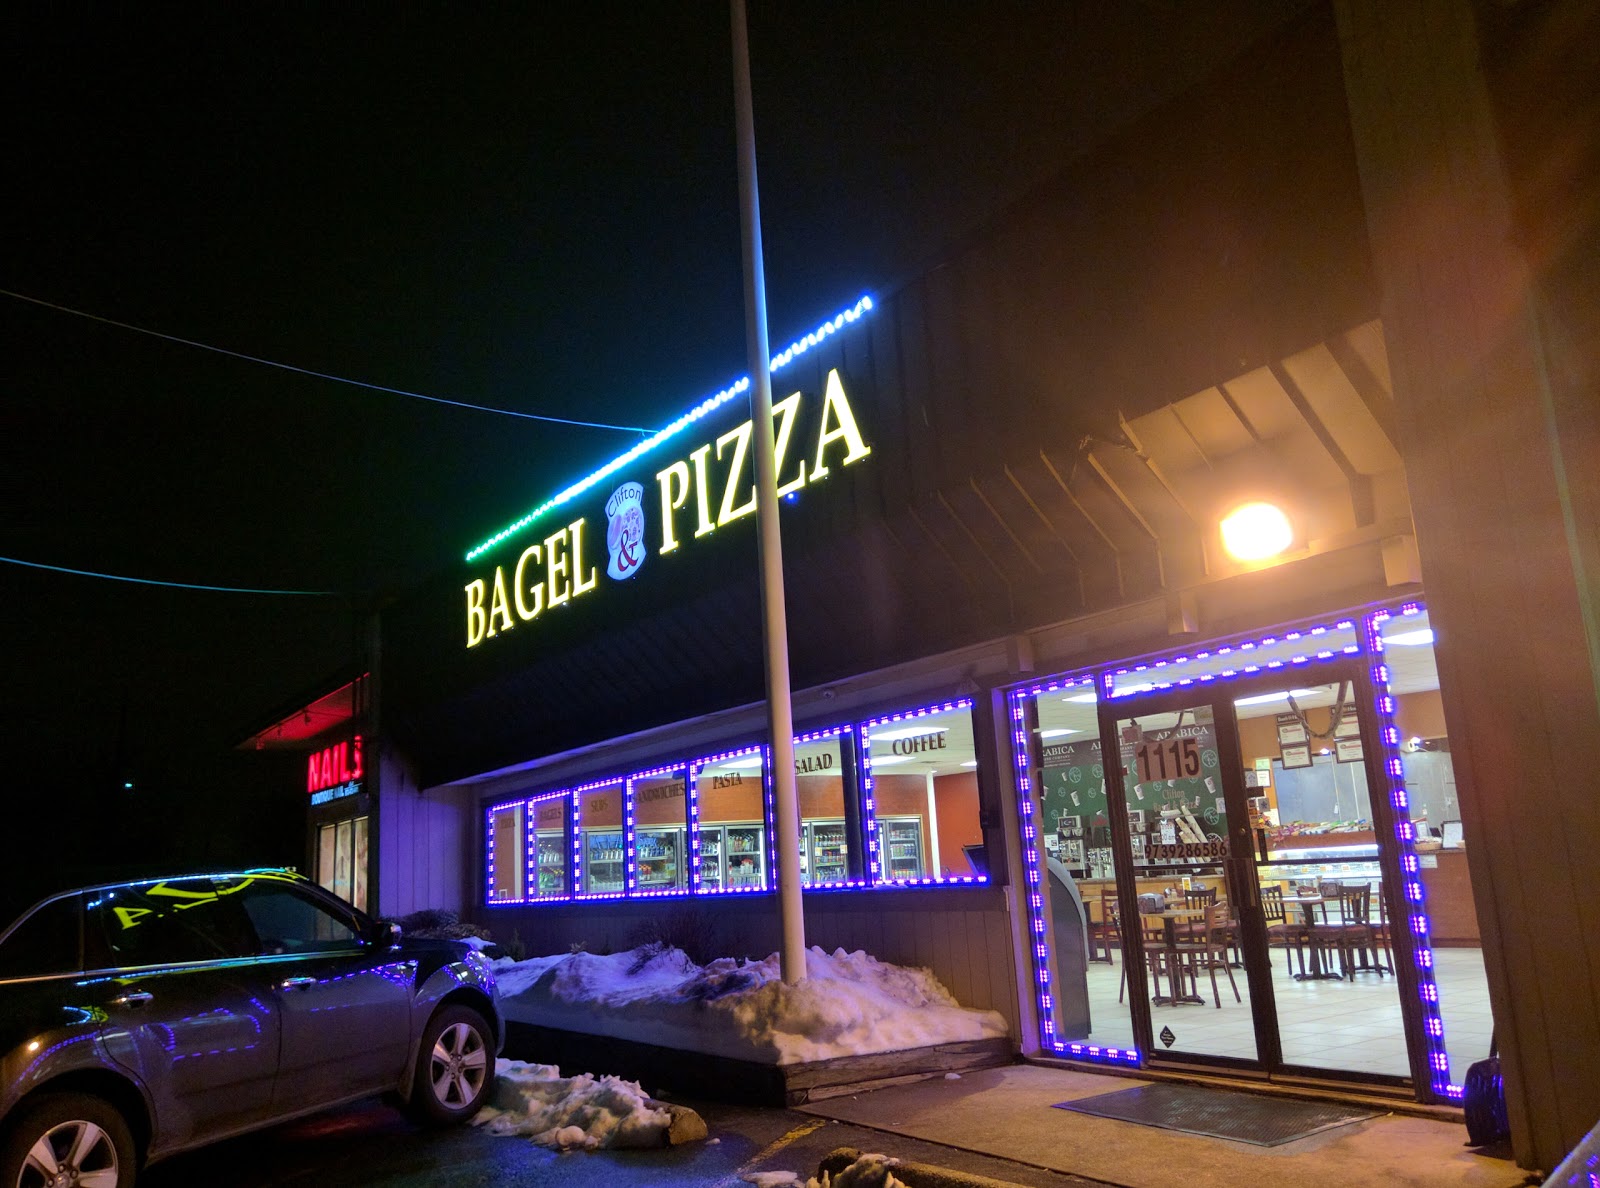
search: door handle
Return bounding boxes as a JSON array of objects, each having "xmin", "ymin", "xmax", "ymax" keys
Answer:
[
  {"xmin": 112, "ymin": 991, "xmax": 153, "ymax": 1008},
  {"xmin": 279, "ymin": 976, "xmax": 318, "ymax": 991}
]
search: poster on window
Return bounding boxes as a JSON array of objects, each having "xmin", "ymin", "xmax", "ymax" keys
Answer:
[{"xmin": 1276, "ymin": 713, "xmax": 1308, "ymax": 745}]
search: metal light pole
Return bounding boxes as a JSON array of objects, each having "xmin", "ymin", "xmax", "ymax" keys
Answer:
[{"xmin": 731, "ymin": 0, "xmax": 806, "ymax": 985}]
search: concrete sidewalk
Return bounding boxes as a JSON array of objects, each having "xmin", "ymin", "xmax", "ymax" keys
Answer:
[{"xmin": 796, "ymin": 1064, "xmax": 1532, "ymax": 1188}]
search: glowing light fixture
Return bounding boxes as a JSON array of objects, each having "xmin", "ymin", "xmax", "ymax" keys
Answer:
[
  {"xmin": 1220, "ymin": 501, "xmax": 1293, "ymax": 562},
  {"xmin": 1386, "ymin": 628, "xmax": 1435, "ymax": 647},
  {"xmin": 464, "ymin": 294, "xmax": 875, "ymax": 561},
  {"xmin": 1233, "ymin": 688, "xmax": 1319, "ymax": 707},
  {"xmin": 1039, "ymin": 728, "xmax": 1081, "ymax": 739}
]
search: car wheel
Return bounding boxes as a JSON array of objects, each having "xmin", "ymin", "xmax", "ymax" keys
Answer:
[
  {"xmin": 409, "ymin": 1005, "xmax": 494, "ymax": 1125},
  {"xmin": 0, "ymin": 1092, "xmax": 136, "ymax": 1188}
]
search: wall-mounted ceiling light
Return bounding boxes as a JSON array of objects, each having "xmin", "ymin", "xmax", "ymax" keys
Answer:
[{"xmin": 1220, "ymin": 501, "xmax": 1294, "ymax": 562}]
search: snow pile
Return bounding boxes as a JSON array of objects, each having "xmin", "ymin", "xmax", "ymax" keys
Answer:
[
  {"xmin": 493, "ymin": 944, "xmax": 1007, "ymax": 1065},
  {"xmin": 743, "ymin": 1153, "xmax": 905, "ymax": 1188},
  {"xmin": 471, "ymin": 1059, "xmax": 672, "ymax": 1150}
]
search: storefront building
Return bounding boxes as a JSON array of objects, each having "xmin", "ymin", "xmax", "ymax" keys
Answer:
[
  {"xmin": 239, "ymin": 673, "xmax": 375, "ymax": 913},
  {"xmin": 260, "ymin": 3, "xmax": 1599, "ymax": 1171}
]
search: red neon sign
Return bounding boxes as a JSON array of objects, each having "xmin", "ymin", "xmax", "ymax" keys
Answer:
[{"xmin": 307, "ymin": 735, "xmax": 364, "ymax": 795}]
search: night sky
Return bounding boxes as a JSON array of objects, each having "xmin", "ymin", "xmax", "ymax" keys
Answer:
[{"xmin": 1, "ymin": 3, "xmax": 1305, "ymax": 892}]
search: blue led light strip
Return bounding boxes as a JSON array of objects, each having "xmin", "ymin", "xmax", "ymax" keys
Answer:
[
  {"xmin": 690, "ymin": 746, "xmax": 769, "ymax": 897},
  {"xmin": 463, "ymin": 295, "xmax": 875, "ymax": 561},
  {"xmin": 861, "ymin": 699, "xmax": 989, "ymax": 889},
  {"xmin": 524, "ymin": 789, "xmax": 573, "ymax": 903},
  {"xmin": 571, "ymin": 777, "xmax": 626, "ymax": 901},
  {"xmin": 625, "ymin": 763, "xmax": 689, "ymax": 899},
  {"xmin": 484, "ymin": 800, "xmax": 527, "ymax": 906},
  {"xmin": 1008, "ymin": 677, "xmax": 1140, "ymax": 1066},
  {"xmin": 1365, "ymin": 603, "xmax": 1459, "ymax": 1098}
]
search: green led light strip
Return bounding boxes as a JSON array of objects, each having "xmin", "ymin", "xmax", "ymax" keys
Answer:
[{"xmin": 463, "ymin": 295, "xmax": 875, "ymax": 562}]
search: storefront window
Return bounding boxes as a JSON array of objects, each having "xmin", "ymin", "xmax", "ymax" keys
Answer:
[
  {"xmin": 576, "ymin": 780, "xmax": 625, "ymax": 897},
  {"xmin": 863, "ymin": 700, "xmax": 985, "ymax": 885},
  {"xmin": 485, "ymin": 801, "xmax": 526, "ymax": 903},
  {"xmin": 794, "ymin": 729, "xmax": 855, "ymax": 887},
  {"xmin": 1020, "ymin": 675, "xmax": 1139, "ymax": 1059},
  {"xmin": 693, "ymin": 748, "xmax": 768, "ymax": 893},
  {"xmin": 528, "ymin": 791, "xmax": 571, "ymax": 900},
  {"xmin": 630, "ymin": 766, "xmax": 689, "ymax": 896}
]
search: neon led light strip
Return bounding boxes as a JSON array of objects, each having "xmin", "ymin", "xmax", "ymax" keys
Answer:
[
  {"xmin": 689, "ymin": 746, "xmax": 769, "ymax": 896},
  {"xmin": 465, "ymin": 295, "xmax": 875, "ymax": 561},
  {"xmin": 1007, "ymin": 677, "xmax": 1140, "ymax": 1066},
  {"xmin": 626, "ymin": 763, "xmax": 689, "ymax": 898},
  {"xmin": 1010, "ymin": 608, "xmax": 1457, "ymax": 1088},
  {"xmin": 571, "ymin": 777, "xmax": 626, "ymax": 901},
  {"xmin": 523, "ymin": 789, "xmax": 573, "ymax": 903},
  {"xmin": 861, "ymin": 700, "xmax": 988, "ymax": 888},
  {"xmin": 484, "ymin": 800, "xmax": 526, "ymax": 905},
  {"xmin": 1366, "ymin": 603, "xmax": 1459, "ymax": 1098}
]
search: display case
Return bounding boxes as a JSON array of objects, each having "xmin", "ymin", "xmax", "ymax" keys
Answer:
[
  {"xmin": 636, "ymin": 826, "xmax": 685, "ymax": 891},
  {"xmin": 880, "ymin": 816, "xmax": 925, "ymax": 880},
  {"xmin": 581, "ymin": 829, "xmax": 625, "ymax": 894},
  {"xmin": 804, "ymin": 820, "xmax": 848, "ymax": 885},
  {"xmin": 534, "ymin": 830, "xmax": 567, "ymax": 896}
]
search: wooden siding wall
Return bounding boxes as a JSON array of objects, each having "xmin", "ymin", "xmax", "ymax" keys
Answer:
[
  {"xmin": 477, "ymin": 888, "xmax": 1020, "ymax": 1038},
  {"xmin": 1337, "ymin": 0, "xmax": 1600, "ymax": 1169},
  {"xmin": 378, "ymin": 752, "xmax": 471, "ymax": 918}
]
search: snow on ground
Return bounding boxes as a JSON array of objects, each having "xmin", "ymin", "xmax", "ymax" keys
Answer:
[
  {"xmin": 491, "ymin": 943, "xmax": 1008, "ymax": 1065},
  {"xmin": 471, "ymin": 1060, "xmax": 672, "ymax": 1150},
  {"xmin": 743, "ymin": 1153, "xmax": 906, "ymax": 1188}
]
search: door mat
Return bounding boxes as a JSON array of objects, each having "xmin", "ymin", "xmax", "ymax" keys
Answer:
[{"xmin": 1053, "ymin": 1083, "xmax": 1383, "ymax": 1147}]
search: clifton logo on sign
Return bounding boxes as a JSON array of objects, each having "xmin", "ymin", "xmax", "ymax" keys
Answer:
[{"xmin": 605, "ymin": 482, "xmax": 645, "ymax": 581}]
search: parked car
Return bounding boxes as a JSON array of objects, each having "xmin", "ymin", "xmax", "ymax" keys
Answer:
[{"xmin": 0, "ymin": 868, "xmax": 502, "ymax": 1188}]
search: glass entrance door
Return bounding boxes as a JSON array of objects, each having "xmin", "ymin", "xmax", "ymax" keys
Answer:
[
  {"xmin": 1110, "ymin": 696, "xmax": 1267, "ymax": 1069},
  {"xmin": 1110, "ymin": 669, "xmax": 1415, "ymax": 1084}
]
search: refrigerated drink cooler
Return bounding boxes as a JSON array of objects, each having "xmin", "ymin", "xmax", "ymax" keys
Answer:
[
  {"xmin": 880, "ymin": 816, "xmax": 925, "ymax": 880},
  {"xmin": 802, "ymin": 820, "xmax": 849, "ymax": 885},
  {"xmin": 699, "ymin": 823, "xmax": 766, "ymax": 890},
  {"xmin": 582, "ymin": 829, "xmax": 624, "ymax": 894},
  {"xmin": 636, "ymin": 827, "xmax": 685, "ymax": 891}
]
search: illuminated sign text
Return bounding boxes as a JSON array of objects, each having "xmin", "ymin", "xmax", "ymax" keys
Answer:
[{"xmin": 308, "ymin": 735, "xmax": 364, "ymax": 795}]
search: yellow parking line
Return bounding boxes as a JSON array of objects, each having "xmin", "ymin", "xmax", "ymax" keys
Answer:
[{"xmin": 718, "ymin": 1117, "xmax": 833, "ymax": 1187}]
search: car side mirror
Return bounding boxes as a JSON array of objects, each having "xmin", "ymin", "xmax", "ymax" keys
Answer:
[{"xmin": 367, "ymin": 919, "xmax": 401, "ymax": 948}]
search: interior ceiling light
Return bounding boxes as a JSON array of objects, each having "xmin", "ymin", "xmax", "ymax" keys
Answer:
[
  {"xmin": 1220, "ymin": 501, "xmax": 1294, "ymax": 562},
  {"xmin": 1385, "ymin": 628, "xmax": 1436, "ymax": 647},
  {"xmin": 1063, "ymin": 692, "xmax": 1098, "ymax": 704},
  {"xmin": 869, "ymin": 723, "xmax": 951, "ymax": 741},
  {"xmin": 1039, "ymin": 728, "xmax": 1081, "ymax": 738},
  {"xmin": 1233, "ymin": 688, "xmax": 1321, "ymax": 707}
]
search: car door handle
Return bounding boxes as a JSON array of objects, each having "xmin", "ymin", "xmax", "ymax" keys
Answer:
[
  {"xmin": 112, "ymin": 991, "xmax": 153, "ymax": 1008},
  {"xmin": 279, "ymin": 976, "xmax": 318, "ymax": 991}
]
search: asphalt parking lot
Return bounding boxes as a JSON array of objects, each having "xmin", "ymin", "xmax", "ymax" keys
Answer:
[{"xmin": 138, "ymin": 1092, "xmax": 1103, "ymax": 1187}]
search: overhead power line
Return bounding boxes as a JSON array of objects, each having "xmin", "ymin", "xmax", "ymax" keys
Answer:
[
  {"xmin": 0, "ymin": 288, "xmax": 650, "ymax": 434},
  {"xmin": 1, "ymin": 554, "xmax": 344, "ymax": 596}
]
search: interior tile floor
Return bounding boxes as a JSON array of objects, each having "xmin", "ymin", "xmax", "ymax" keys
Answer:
[{"xmin": 1059, "ymin": 944, "xmax": 1492, "ymax": 1087}]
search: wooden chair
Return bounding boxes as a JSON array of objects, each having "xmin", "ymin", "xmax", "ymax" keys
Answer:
[
  {"xmin": 1310, "ymin": 883, "xmax": 1383, "ymax": 976},
  {"xmin": 1087, "ymin": 889, "xmax": 1120, "ymax": 964},
  {"xmin": 1174, "ymin": 900, "xmax": 1242, "ymax": 1008},
  {"xmin": 1120, "ymin": 900, "xmax": 1171, "ymax": 1003},
  {"xmin": 1369, "ymin": 885, "xmax": 1395, "ymax": 973},
  {"xmin": 1178, "ymin": 885, "xmax": 1217, "ymax": 940},
  {"xmin": 1262, "ymin": 884, "xmax": 1309, "ymax": 977}
]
